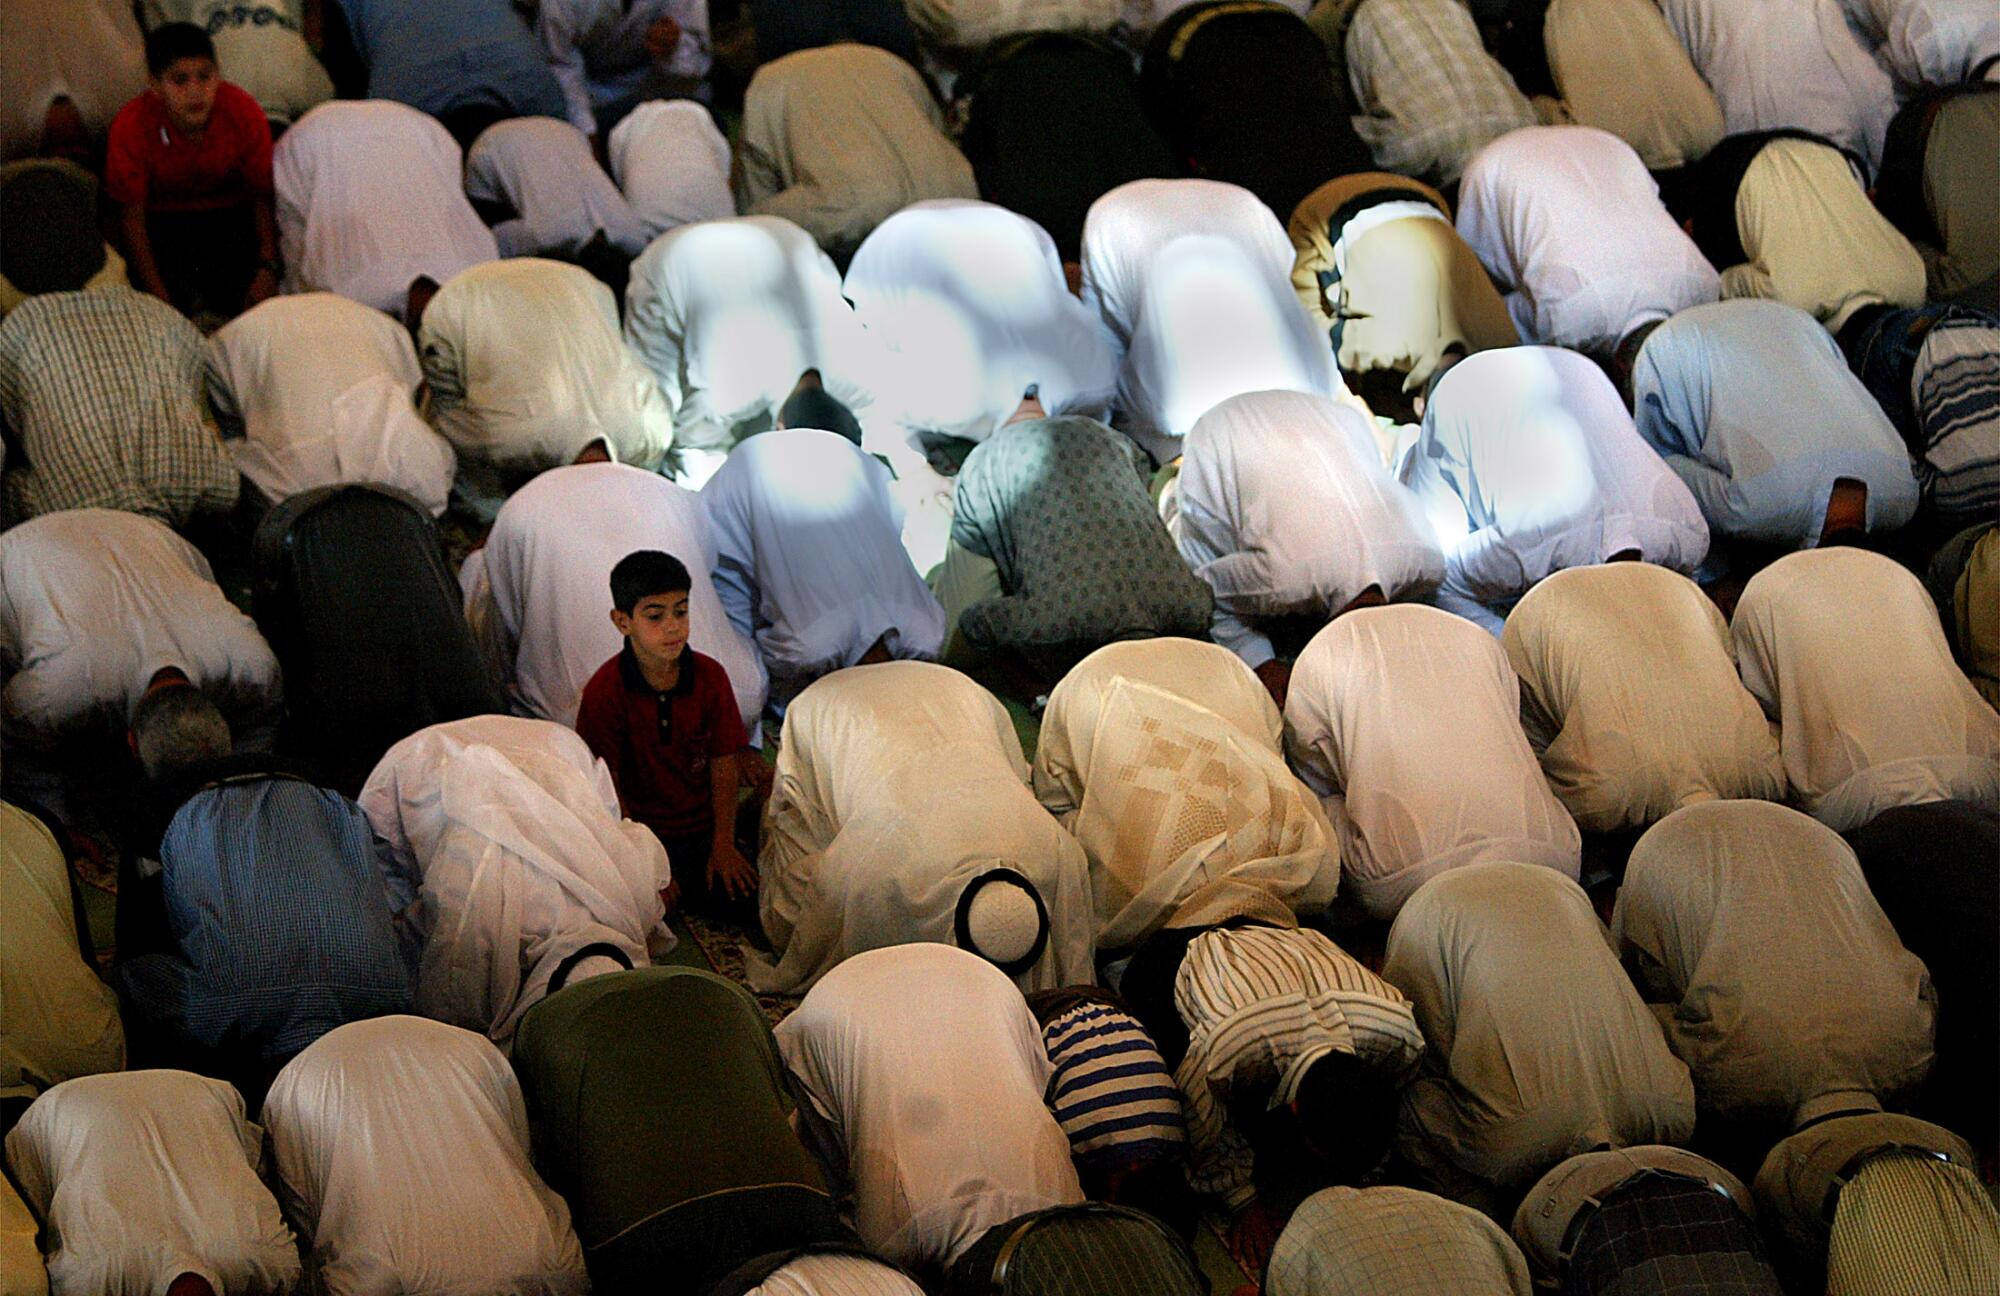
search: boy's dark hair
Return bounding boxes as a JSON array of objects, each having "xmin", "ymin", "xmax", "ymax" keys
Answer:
[
  {"xmin": 1291, "ymin": 1051, "xmax": 1397, "ymax": 1183},
  {"xmin": 610, "ymin": 550, "xmax": 692, "ymax": 613},
  {"xmin": 777, "ymin": 385, "xmax": 864, "ymax": 446},
  {"xmin": 146, "ymin": 23, "xmax": 217, "ymax": 76}
]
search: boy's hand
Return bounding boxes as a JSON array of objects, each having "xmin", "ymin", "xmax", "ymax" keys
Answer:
[
  {"xmin": 740, "ymin": 752, "xmax": 774, "ymax": 801},
  {"xmin": 708, "ymin": 841, "xmax": 758, "ymax": 900}
]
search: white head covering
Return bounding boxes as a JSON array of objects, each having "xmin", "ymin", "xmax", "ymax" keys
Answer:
[
  {"xmin": 3, "ymin": 1071, "xmax": 300, "ymax": 1295},
  {"xmin": 751, "ymin": 661, "xmax": 1094, "ymax": 994},
  {"xmin": 1175, "ymin": 389, "xmax": 1444, "ymax": 626},
  {"xmin": 1401, "ymin": 346, "xmax": 1708, "ymax": 631},
  {"xmin": 463, "ymin": 461, "xmax": 766, "ymax": 730},
  {"xmin": 773, "ymin": 944, "xmax": 1084, "ymax": 1269},
  {"xmin": 1612, "ymin": 800, "xmax": 1935, "ymax": 1128},
  {"xmin": 357, "ymin": 715, "xmax": 672, "ymax": 1045},
  {"xmin": 263, "ymin": 1016, "xmax": 587, "ymax": 1294},
  {"xmin": 1285, "ymin": 605, "xmax": 1581, "ymax": 920},
  {"xmin": 1033, "ymin": 637, "xmax": 1340, "ymax": 946},
  {"xmin": 606, "ymin": 99, "xmax": 736, "ymax": 241},
  {"xmin": 1503, "ymin": 563, "xmax": 1786, "ymax": 831},
  {"xmin": 1730, "ymin": 547, "xmax": 2000, "ymax": 831},
  {"xmin": 845, "ymin": 199, "xmax": 1116, "ymax": 444},
  {"xmin": 1080, "ymin": 179, "xmax": 1343, "ymax": 460},
  {"xmin": 274, "ymin": 100, "xmax": 498, "ymax": 320}
]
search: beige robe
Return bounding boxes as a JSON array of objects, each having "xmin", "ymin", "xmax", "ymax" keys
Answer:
[
  {"xmin": 1503, "ymin": 563, "xmax": 1785, "ymax": 832},
  {"xmin": 1542, "ymin": 0, "xmax": 1724, "ymax": 171},
  {"xmin": 736, "ymin": 43, "xmax": 978, "ymax": 262},
  {"xmin": 1384, "ymin": 862, "xmax": 1695, "ymax": 1203},
  {"xmin": 1032, "ymin": 638, "xmax": 1339, "ymax": 948},
  {"xmin": 0, "ymin": 803, "xmax": 122, "ymax": 1102},
  {"xmin": 1613, "ymin": 800, "xmax": 1936, "ymax": 1128}
]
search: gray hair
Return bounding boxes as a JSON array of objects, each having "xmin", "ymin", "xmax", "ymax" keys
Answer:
[{"xmin": 131, "ymin": 684, "xmax": 232, "ymax": 780}]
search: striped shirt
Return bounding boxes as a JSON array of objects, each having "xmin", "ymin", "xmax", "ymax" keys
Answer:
[
  {"xmin": 0, "ymin": 287, "xmax": 238, "ymax": 526},
  {"xmin": 1174, "ymin": 926, "xmax": 1424, "ymax": 1208},
  {"xmin": 1041, "ymin": 1002, "xmax": 1187, "ymax": 1173},
  {"xmin": 1912, "ymin": 310, "xmax": 2000, "ymax": 524}
]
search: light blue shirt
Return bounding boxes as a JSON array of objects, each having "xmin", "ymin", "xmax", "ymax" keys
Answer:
[
  {"xmin": 337, "ymin": 0, "xmax": 566, "ymax": 122},
  {"xmin": 1632, "ymin": 299, "xmax": 1918, "ymax": 548}
]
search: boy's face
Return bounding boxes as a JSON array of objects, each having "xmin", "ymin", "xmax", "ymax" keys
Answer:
[
  {"xmin": 152, "ymin": 56, "xmax": 220, "ymax": 135},
  {"xmin": 612, "ymin": 591, "xmax": 690, "ymax": 668}
]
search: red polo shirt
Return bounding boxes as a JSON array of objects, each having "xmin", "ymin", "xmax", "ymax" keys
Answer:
[
  {"xmin": 574, "ymin": 643, "xmax": 748, "ymax": 841},
  {"xmin": 105, "ymin": 82, "xmax": 273, "ymax": 214}
]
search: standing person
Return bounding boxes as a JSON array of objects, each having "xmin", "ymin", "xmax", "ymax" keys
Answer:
[
  {"xmin": 573, "ymin": 550, "xmax": 761, "ymax": 920},
  {"xmin": 106, "ymin": 24, "xmax": 279, "ymax": 318},
  {"xmin": 538, "ymin": 0, "xmax": 711, "ymax": 141}
]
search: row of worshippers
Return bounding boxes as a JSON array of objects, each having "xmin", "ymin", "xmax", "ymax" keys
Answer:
[{"xmin": 6, "ymin": 731, "xmax": 1996, "ymax": 1292}]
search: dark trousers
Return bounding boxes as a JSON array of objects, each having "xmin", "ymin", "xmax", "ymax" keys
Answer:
[{"xmin": 148, "ymin": 205, "xmax": 257, "ymax": 317}]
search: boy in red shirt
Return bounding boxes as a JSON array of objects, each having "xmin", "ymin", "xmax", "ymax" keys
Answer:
[
  {"xmin": 105, "ymin": 23, "xmax": 279, "ymax": 318},
  {"xmin": 575, "ymin": 549, "xmax": 761, "ymax": 921}
]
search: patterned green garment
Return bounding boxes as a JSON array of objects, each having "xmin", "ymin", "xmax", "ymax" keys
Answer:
[{"xmin": 950, "ymin": 416, "xmax": 1213, "ymax": 674}]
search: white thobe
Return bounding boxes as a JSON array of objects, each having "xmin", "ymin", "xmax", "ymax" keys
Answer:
[
  {"xmin": 1661, "ymin": 0, "xmax": 1897, "ymax": 177},
  {"xmin": 461, "ymin": 462, "xmax": 765, "ymax": 729},
  {"xmin": 1731, "ymin": 547, "xmax": 2000, "ymax": 832},
  {"xmin": 0, "ymin": 509, "xmax": 280, "ymax": 749},
  {"xmin": 624, "ymin": 216, "xmax": 887, "ymax": 456},
  {"xmin": 357, "ymin": 717, "xmax": 672, "ymax": 1046},
  {"xmin": 742, "ymin": 1255, "xmax": 926, "ymax": 1296},
  {"xmin": 3, "ymin": 1071, "xmax": 300, "ymax": 1296},
  {"xmin": 773, "ymin": 945, "xmax": 1085, "ymax": 1269},
  {"xmin": 1503, "ymin": 564, "xmax": 1786, "ymax": 832},
  {"xmin": 465, "ymin": 116, "xmax": 650, "ymax": 259},
  {"xmin": 204, "ymin": 292, "xmax": 456, "ymax": 516},
  {"xmin": 1032, "ymin": 638, "xmax": 1340, "ymax": 947},
  {"xmin": 1613, "ymin": 801, "xmax": 1936, "ymax": 1128},
  {"xmin": 1285, "ymin": 605, "xmax": 1582, "ymax": 921},
  {"xmin": 265, "ymin": 1017, "xmax": 588, "ymax": 1295},
  {"xmin": 1456, "ymin": 126, "xmax": 1720, "ymax": 357},
  {"xmin": 606, "ymin": 100, "xmax": 735, "ymax": 241},
  {"xmin": 844, "ymin": 199, "xmax": 1116, "ymax": 445},
  {"xmin": 752, "ymin": 661, "xmax": 1095, "ymax": 994},
  {"xmin": 1853, "ymin": 0, "xmax": 2000, "ymax": 89},
  {"xmin": 1080, "ymin": 179, "xmax": 1343, "ymax": 461},
  {"xmin": 274, "ymin": 101, "xmax": 498, "ymax": 321},
  {"xmin": 1172, "ymin": 390, "xmax": 1443, "ymax": 670},
  {"xmin": 1399, "ymin": 346, "xmax": 1709, "ymax": 634},
  {"xmin": 701, "ymin": 429, "xmax": 944, "ymax": 709},
  {"xmin": 420, "ymin": 257, "xmax": 672, "ymax": 472},
  {"xmin": 0, "ymin": 0, "xmax": 145, "ymax": 161}
]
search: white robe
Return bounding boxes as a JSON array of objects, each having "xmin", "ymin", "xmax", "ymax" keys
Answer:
[
  {"xmin": 274, "ymin": 101, "xmax": 498, "ymax": 321},
  {"xmin": 773, "ymin": 945, "xmax": 1085, "ymax": 1269},
  {"xmin": 1853, "ymin": 0, "xmax": 2000, "ymax": 89},
  {"xmin": 606, "ymin": 99, "xmax": 736, "ymax": 242},
  {"xmin": 1172, "ymin": 389, "xmax": 1443, "ymax": 669},
  {"xmin": 419, "ymin": 257, "xmax": 673, "ymax": 472},
  {"xmin": 0, "ymin": 0, "xmax": 145, "ymax": 161},
  {"xmin": 3, "ymin": 1071, "xmax": 300, "ymax": 1296},
  {"xmin": 904, "ymin": 0, "xmax": 1119, "ymax": 54},
  {"xmin": 1456, "ymin": 126, "xmax": 1720, "ymax": 357},
  {"xmin": 1504, "ymin": 564, "xmax": 1787, "ymax": 832},
  {"xmin": 1399, "ymin": 346, "xmax": 1709, "ymax": 634},
  {"xmin": 204, "ymin": 292, "xmax": 456, "ymax": 516},
  {"xmin": 0, "ymin": 509, "xmax": 281, "ymax": 749},
  {"xmin": 1080, "ymin": 179, "xmax": 1343, "ymax": 461},
  {"xmin": 1285, "ymin": 605, "xmax": 1581, "ymax": 921},
  {"xmin": 624, "ymin": 216, "xmax": 888, "ymax": 456},
  {"xmin": 753, "ymin": 661, "xmax": 1094, "ymax": 994},
  {"xmin": 1730, "ymin": 547, "xmax": 2000, "ymax": 831},
  {"xmin": 464, "ymin": 116, "xmax": 651, "ymax": 259},
  {"xmin": 1661, "ymin": 0, "xmax": 1898, "ymax": 178},
  {"xmin": 357, "ymin": 716, "xmax": 672, "ymax": 1047},
  {"xmin": 701, "ymin": 429, "xmax": 945, "ymax": 709},
  {"xmin": 264, "ymin": 1017, "xmax": 587, "ymax": 1296},
  {"xmin": 1032, "ymin": 638, "xmax": 1339, "ymax": 947},
  {"xmin": 844, "ymin": 199, "xmax": 1116, "ymax": 445},
  {"xmin": 461, "ymin": 461, "xmax": 765, "ymax": 729}
]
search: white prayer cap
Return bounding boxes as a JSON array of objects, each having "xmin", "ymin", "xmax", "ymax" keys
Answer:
[{"xmin": 956, "ymin": 869, "xmax": 1050, "ymax": 974}]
